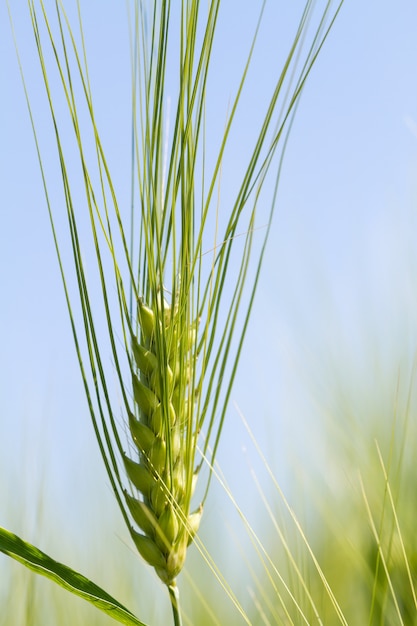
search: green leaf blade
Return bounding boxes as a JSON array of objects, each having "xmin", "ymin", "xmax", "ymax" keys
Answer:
[{"xmin": 0, "ymin": 527, "xmax": 147, "ymax": 626}]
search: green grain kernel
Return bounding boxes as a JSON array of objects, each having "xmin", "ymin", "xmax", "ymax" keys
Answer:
[
  {"xmin": 186, "ymin": 505, "xmax": 203, "ymax": 545},
  {"xmin": 151, "ymin": 479, "xmax": 168, "ymax": 517},
  {"xmin": 132, "ymin": 373, "xmax": 159, "ymax": 418},
  {"xmin": 131, "ymin": 529, "xmax": 166, "ymax": 570},
  {"xmin": 123, "ymin": 454, "xmax": 153, "ymax": 497},
  {"xmin": 132, "ymin": 335, "xmax": 158, "ymax": 375},
  {"xmin": 155, "ymin": 504, "xmax": 179, "ymax": 552},
  {"xmin": 148, "ymin": 436, "xmax": 167, "ymax": 475},
  {"xmin": 128, "ymin": 412, "xmax": 156, "ymax": 453},
  {"xmin": 124, "ymin": 491, "xmax": 158, "ymax": 536},
  {"xmin": 137, "ymin": 299, "xmax": 155, "ymax": 345}
]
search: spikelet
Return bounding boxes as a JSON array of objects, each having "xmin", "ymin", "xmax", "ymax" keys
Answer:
[{"xmin": 125, "ymin": 296, "xmax": 202, "ymax": 585}]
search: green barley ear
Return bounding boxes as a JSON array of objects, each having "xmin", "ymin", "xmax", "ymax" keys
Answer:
[
  {"xmin": 124, "ymin": 294, "xmax": 202, "ymax": 585},
  {"xmin": 18, "ymin": 0, "xmax": 344, "ymax": 623}
]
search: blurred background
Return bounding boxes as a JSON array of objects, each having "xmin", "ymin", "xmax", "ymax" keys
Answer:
[{"xmin": 1, "ymin": 1, "xmax": 417, "ymax": 624}]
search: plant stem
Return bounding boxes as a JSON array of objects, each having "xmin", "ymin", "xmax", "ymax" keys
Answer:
[{"xmin": 168, "ymin": 583, "xmax": 182, "ymax": 626}]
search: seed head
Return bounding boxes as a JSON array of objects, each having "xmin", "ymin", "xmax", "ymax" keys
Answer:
[{"xmin": 124, "ymin": 296, "xmax": 202, "ymax": 585}]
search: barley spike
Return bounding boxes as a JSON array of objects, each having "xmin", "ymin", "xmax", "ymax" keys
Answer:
[{"xmin": 125, "ymin": 296, "xmax": 202, "ymax": 585}]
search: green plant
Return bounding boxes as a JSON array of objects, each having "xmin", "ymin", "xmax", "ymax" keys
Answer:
[{"xmin": 4, "ymin": 1, "xmax": 344, "ymax": 623}]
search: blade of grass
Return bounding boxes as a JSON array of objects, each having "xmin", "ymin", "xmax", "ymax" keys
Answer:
[
  {"xmin": 236, "ymin": 405, "xmax": 349, "ymax": 626},
  {"xmin": 359, "ymin": 473, "xmax": 405, "ymax": 626},
  {"xmin": 374, "ymin": 441, "xmax": 417, "ymax": 612},
  {"xmin": 0, "ymin": 527, "xmax": 147, "ymax": 626}
]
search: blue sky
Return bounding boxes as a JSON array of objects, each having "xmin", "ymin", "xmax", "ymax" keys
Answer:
[{"xmin": 2, "ymin": 0, "xmax": 417, "ymax": 602}]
